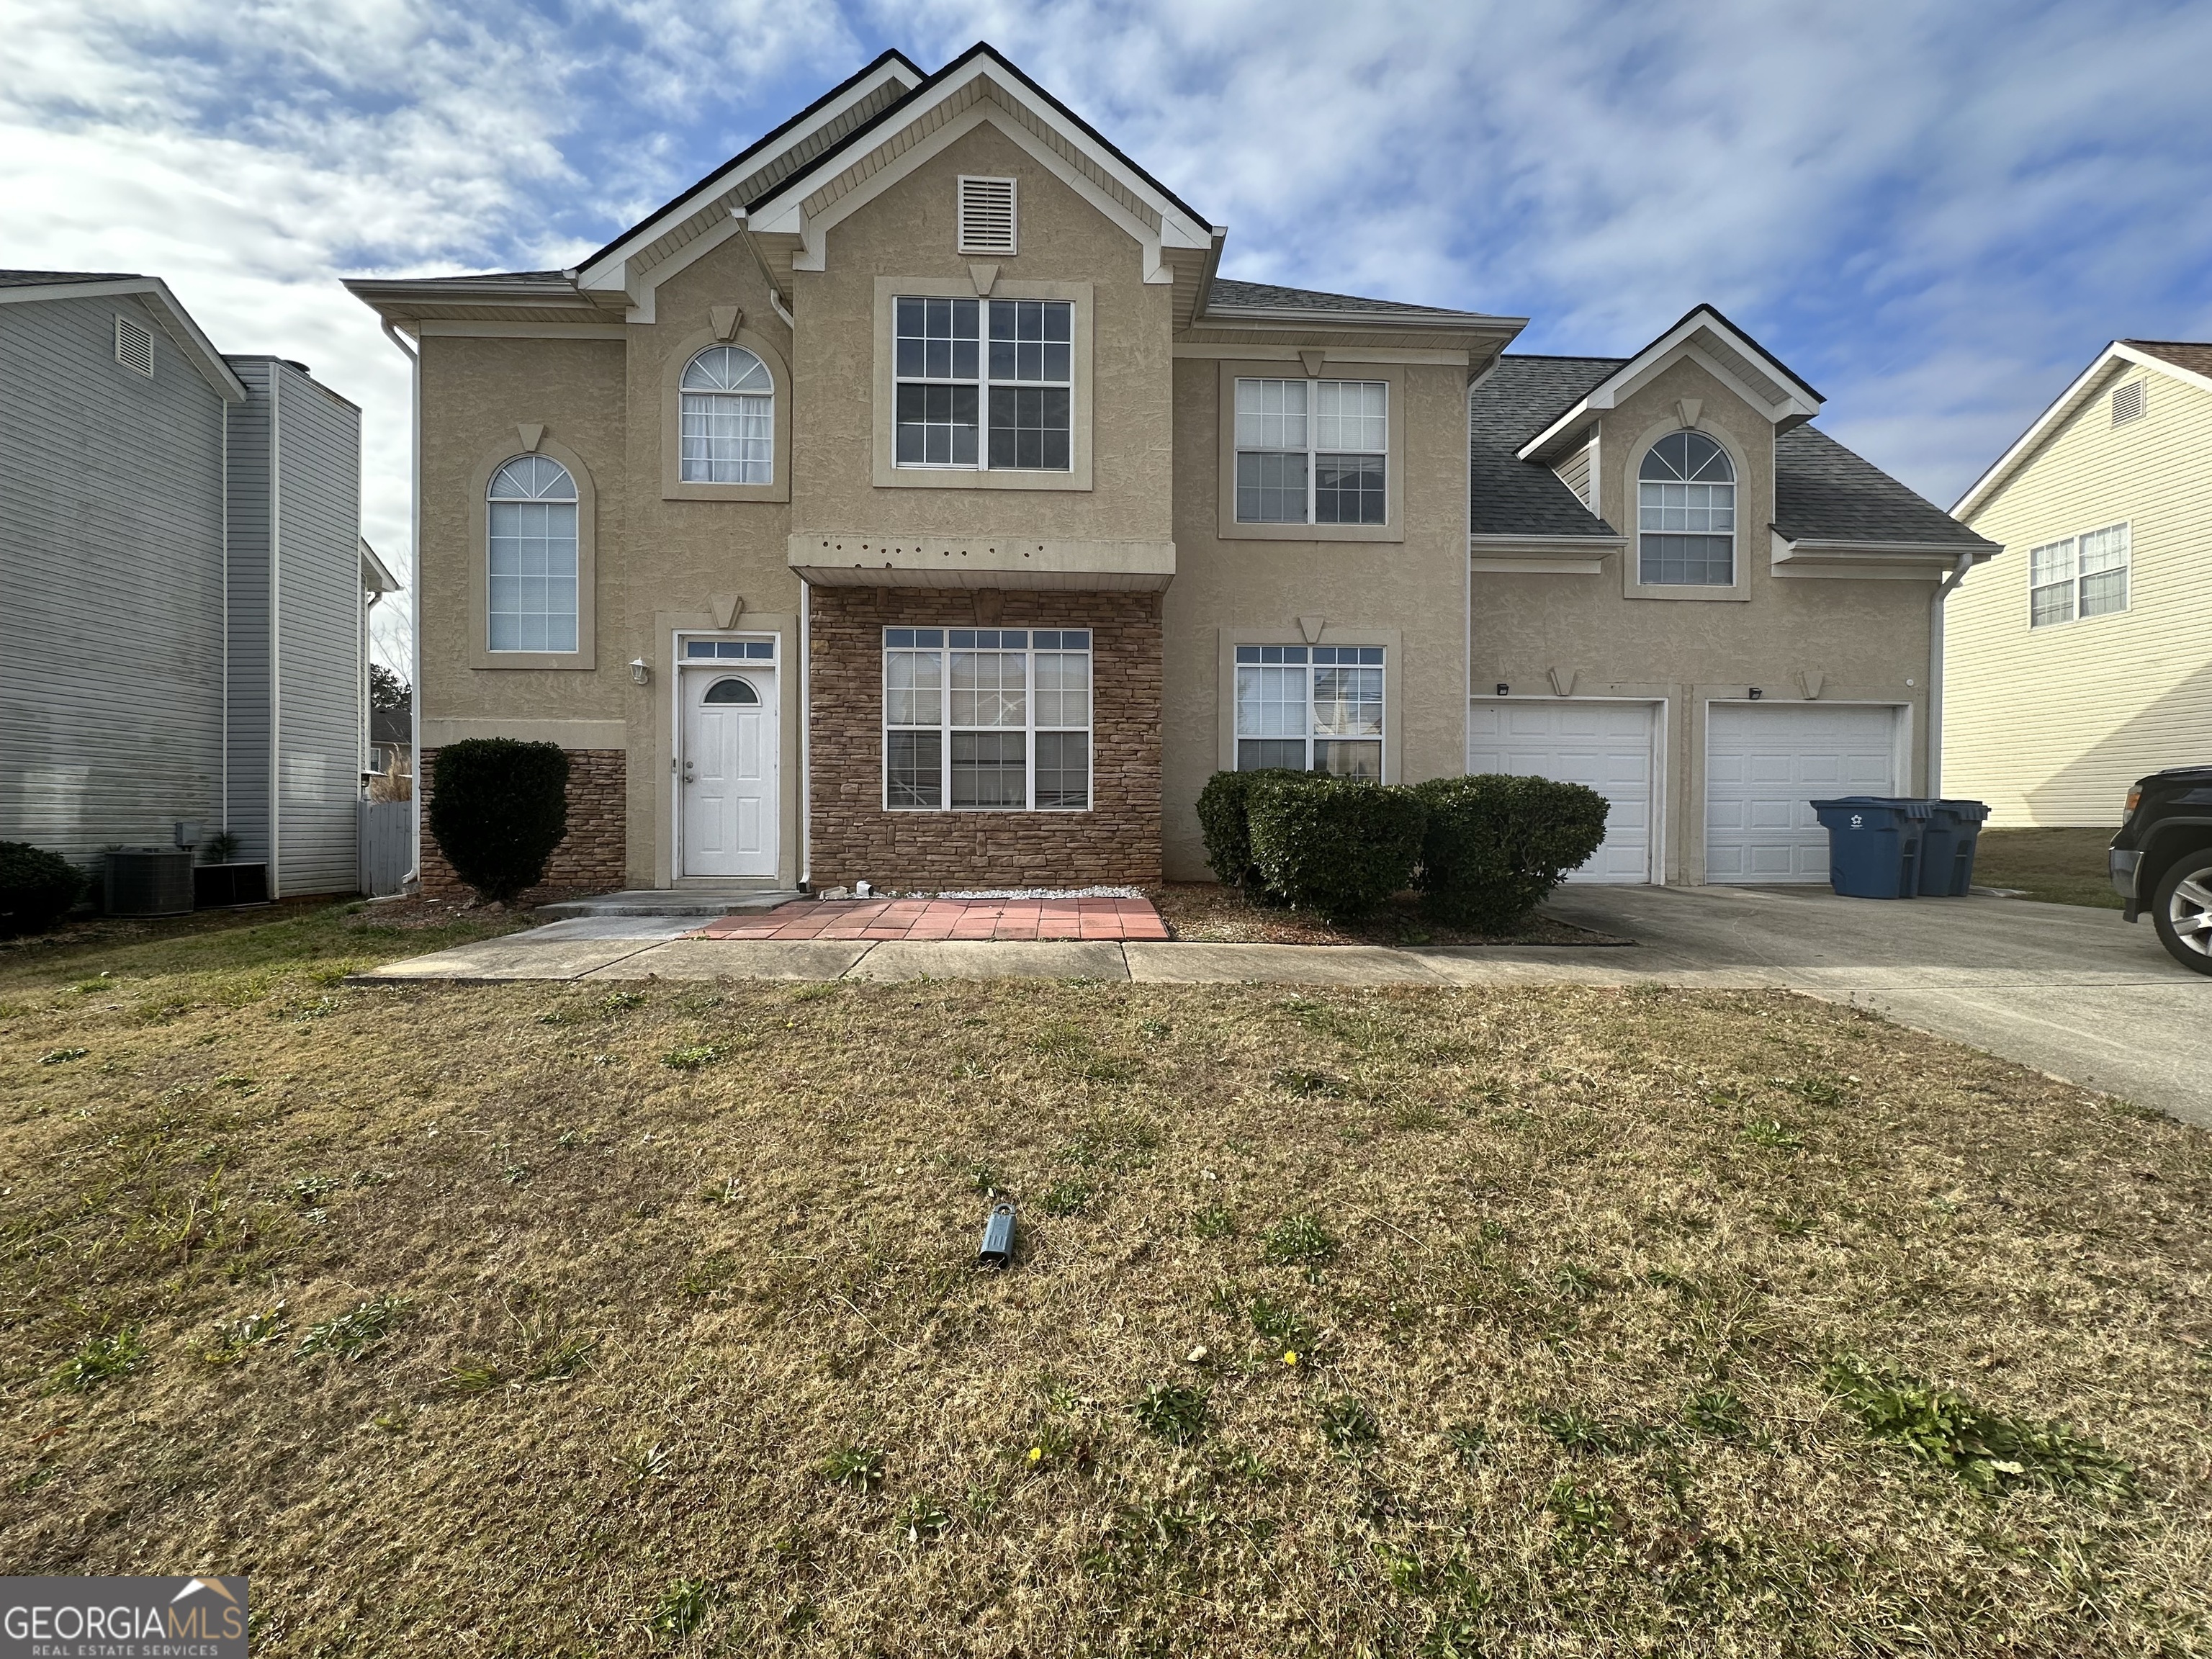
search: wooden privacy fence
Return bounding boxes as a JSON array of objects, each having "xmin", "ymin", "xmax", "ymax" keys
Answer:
[{"xmin": 358, "ymin": 799, "xmax": 414, "ymax": 896}]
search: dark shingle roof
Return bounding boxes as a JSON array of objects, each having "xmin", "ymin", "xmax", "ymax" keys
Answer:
[
  {"xmin": 0, "ymin": 269, "xmax": 144, "ymax": 287},
  {"xmin": 2123, "ymin": 339, "xmax": 2212, "ymax": 379},
  {"xmin": 1468, "ymin": 355, "xmax": 1622, "ymax": 536},
  {"xmin": 1773, "ymin": 426, "xmax": 1990, "ymax": 547},
  {"xmin": 1207, "ymin": 279, "xmax": 1457, "ymax": 317}
]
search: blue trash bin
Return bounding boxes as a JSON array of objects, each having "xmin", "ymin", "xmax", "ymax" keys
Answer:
[
  {"xmin": 1811, "ymin": 797, "xmax": 1933, "ymax": 899},
  {"xmin": 1919, "ymin": 799, "xmax": 1992, "ymax": 896}
]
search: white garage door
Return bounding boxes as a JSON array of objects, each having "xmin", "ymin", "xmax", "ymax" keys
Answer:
[
  {"xmin": 1705, "ymin": 703, "xmax": 1902, "ymax": 883},
  {"xmin": 1467, "ymin": 699, "xmax": 1658, "ymax": 883}
]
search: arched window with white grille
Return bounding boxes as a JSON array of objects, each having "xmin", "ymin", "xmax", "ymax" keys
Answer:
[
  {"xmin": 1637, "ymin": 431, "xmax": 1736, "ymax": 586},
  {"xmin": 487, "ymin": 454, "xmax": 579, "ymax": 652},
  {"xmin": 680, "ymin": 346, "xmax": 774, "ymax": 484}
]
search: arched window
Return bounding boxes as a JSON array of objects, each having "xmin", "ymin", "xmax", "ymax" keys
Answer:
[
  {"xmin": 1637, "ymin": 431, "xmax": 1735, "ymax": 586},
  {"xmin": 703, "ymin": 677, "xmax": 760, "ymax": 704},
  {"xmin": 487, "ymin": 454, "xmax": 579, "ymax": 652},
  {"xmin": 680, "ymin": 346, "xmax": 774, "ymax": 484}
]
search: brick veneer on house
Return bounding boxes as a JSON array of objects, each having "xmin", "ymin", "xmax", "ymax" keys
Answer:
[
  {"xmin": 418, "ymin": 746, "xmax": 627, "ymax": 903},
  {"xmin": 808, "ymin": 587, "xmax": 1162, "ymax": 889}
]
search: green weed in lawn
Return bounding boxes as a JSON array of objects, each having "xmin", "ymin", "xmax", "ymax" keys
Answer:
[
  {"xmin": 206, "ymin": 1305, "xmax": 285, "ymax": 1362},
  {"xmin": 819, "ymin": 1445, "xmax": 886, "ymax": 1490},
  {"xmin": 644, "ymin": 1578, "xmax": 716, "ymax": 1641},
  {"xmin": 1131, "ymin": 1382, "xmax": 1209, "ymax": 1444},
  {"xmin": 48, "ymin": 1328, "xmax": 145, "ymax": 1393},
  {"xmin": 1317, "ymin": 1395, "xmax": 1379, "ymax": 1449},
  {"xmin": 295, "ymin": 1297, "xmax": 410, "ymax": 1362},
  {"xmin": 1040, "ymin": 1177, "xmax": 1095, "ymax": 1216},
  {"xmin": 1683, "ymin": 1386, "xmax": 1749, "ymax": 1439},
  {"xmin": 1262, "ymin": 1211, "xmax": 1339, "ymax": 1268},
  {"xmin": 38, "ymin": 1048, "xmax": 87, "ymax": 1066},
  {"xmin": 660, "ymin": 1044, "xmax": 719, "ymax": 1071},
  {"xmin": 1272, "ymin": 1066, "xmax": 1345, "ymax": 1097},
  {"xmin": 1192, "ymin": 1204, "xmax": 1235, "ymax": 1239},
  {"xmin": 1824, "ymin": 1357, "xmax": 2131, "ymax": 1493},
  {"xmin": 1246, "ymin": 1295, "xmax": 1312, "ymax": 1348},
  {"xmin": 286, "ymin": 1174, "xmax": 340, "ymax": 1205},
  {"xmin": 1741, "ymin": 1117, "xmax": 1805, "ymax": 1149},
  {"xmin": 1446, "ymin": 1422, "xmax": 1490, "ymax": 1465},
  {"xmin": 902, "ymin": 1494, "xmax": 952, "ymax": 1545}
]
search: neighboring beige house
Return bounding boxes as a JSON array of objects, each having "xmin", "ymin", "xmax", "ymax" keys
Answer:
[
  {"xmin": 347, "ymin": 42, "xmax": 1993, "ymax": 900},
  {"xmin": 1946, "ymin": 341, "xmax": 2212, "ymax": 825}
]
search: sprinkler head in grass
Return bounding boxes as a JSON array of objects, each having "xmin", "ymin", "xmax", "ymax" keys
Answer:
[{"xmin": 979, "ymin": 1202, "xmax": 1017, "ymax": 1269}]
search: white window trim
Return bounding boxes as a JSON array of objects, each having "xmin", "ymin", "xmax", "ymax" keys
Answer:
[
  {"xmin": 1214, "ymin": 627, "xmax": 1404, "ymax": 779},
  {"xmin": 660, "ymin": 324, "xmax": 791, "ymax": 503},
  {"xmin": 678, "ymin": 344, "xmax": 775, "ymax": 487},
  {"xmin": 2026, "ymin": 521, "xmax": 2131, "ymax": 629},
  {"xmin": 469, "ymin": 435, "xmax": 596, "ymax": 670},
  {"xmin": 891, "ymin": 294, "xmax": 1074, "ymax": 475},
  {"xmin": 486, "ymin": 454, "xmax": 582, "ymax": 657},
  {"xmin": 1635, "ymin": 430, "xmax": 1738, "ymax": 588},
  {"xmin": 881, "ymin": 627, "xmax": 1094, "ymax": 814},
  {"xmin": 1231, "ymin": 375, "xmax": 1391, "ymax": 529},
  {"xmin": 1620, "ymin": 415, "xmax": 1750, "ymax": 603},
  {"xmin": 1213, "ymin": 362, "xmax": 1405, "ymax": 543},
  {"xmin": 1231, "ymin": 644, "xmax": 1388, "ymax": 776}
]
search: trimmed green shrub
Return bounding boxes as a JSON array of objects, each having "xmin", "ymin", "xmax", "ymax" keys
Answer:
[
  {"xmin": 1195, "ymin": 768, "xmax": 1305, "ymax": 891},
  {"xmin": 1247, "ymin": 775, "xmax": 1427, "ymax": 921},
  {"xmin": 1412, "ymin": 774, "xmax": 1609, "ymax": 930},
  {"xmin": 428, "ymin": 738, "xmax": 570, "ymax": 904},
  {"xmin": 0, "ymin": 841, "xmax": 86, "ymax": 937}
]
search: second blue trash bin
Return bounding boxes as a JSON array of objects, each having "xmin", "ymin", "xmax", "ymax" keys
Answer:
[
  {"xmin": 1918, "ymin": 799, "xmax": 1992, "ymax": 896},
  {"xmin": 1810, "ymin": 798, "xmax": 1933, "ymax": 899}
]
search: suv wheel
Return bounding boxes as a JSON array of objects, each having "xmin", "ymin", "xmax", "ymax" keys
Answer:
[{"xmin": 2150, "ymin": 853, "xmax": 2212, "ymax": 976}]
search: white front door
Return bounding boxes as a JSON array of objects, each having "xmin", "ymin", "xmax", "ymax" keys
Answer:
[
  {"xmin": 1704, "ymin": 702, "xmax": 1901, "ymax": 883},
  {"xmin": 681, "ymin": 667, "xmax": 777, "ymax": 878},
  {"xmin": 1467, "ymin": 698, "xmax": 1658, "ymax": 883}
]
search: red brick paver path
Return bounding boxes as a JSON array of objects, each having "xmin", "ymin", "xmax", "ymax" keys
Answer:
[{"xmin": 686, "ymin": 896, "xmax": 1171, "ymax": 943}]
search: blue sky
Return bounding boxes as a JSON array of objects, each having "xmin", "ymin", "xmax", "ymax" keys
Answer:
[{"xmin": 6, "ymin": 0, "xmax": 2210, "ymax": 672}]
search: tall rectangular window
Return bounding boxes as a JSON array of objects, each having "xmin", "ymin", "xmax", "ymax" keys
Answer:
[
  {"xmin": 894, "ymin": 297, "xmax": 1071, "ymax": 472},
  {"xmin": 2028, "ymin": 523, "xmax": 2130, "ymax": 628},
  {"xmin": 1233, "ymin": 645, "xmax": 1384, "ymax": 776},
  {"xmin": 884, "ymin": 628, "xmax": 1092, "ymax": 809},
  {"xmin": 1234, "ymin": 377, "xmax": 1388, "ymax": 524}
]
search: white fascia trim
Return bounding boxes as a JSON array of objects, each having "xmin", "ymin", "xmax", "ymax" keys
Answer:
[
  {"xmin": 1948, "ymin": 341, "xmax": 2212, "ymax": 520},
  {"xmin": 574, "ymin": 57, "xmax": 921, "ymax": 296},
  {"xmin": 417, "ymin": 320, "xmax": 630, "ymax": 339},
  {"xmin": 1768, "ymin": 528, "xmax": 1995, "ymax": 579},
  {"xmin": 1196, "ymin": 306, "xmax": 1526, "ymax": 334},
  {"xmin": 1468, "ymin": 532, "xmax": 1625, "ymax": 552},
  {"xmin": 0, "ymin": 276, "xmax": 248, "ymax": 403},
  {"xmin": 614, "ymin": 214, "xmax": 750, "ymax": 324},
  {"xmin": 1515, "ymin": 309, "xmax": 1820, "ymax": 462},
  {"xmin": 359, "ymin": 538, "xmax": 403, "ymax": 595}
]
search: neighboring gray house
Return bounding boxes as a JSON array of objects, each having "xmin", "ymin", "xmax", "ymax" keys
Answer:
[{"xmin": 0, "ymin": 271, "xmax": 379, "ymax": 897}]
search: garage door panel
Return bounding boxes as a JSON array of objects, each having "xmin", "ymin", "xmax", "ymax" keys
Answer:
[
  {"xmin": 1469, "ymin": 699, "xmax": 1657, "ymax": 884},
  {"xmin": 1704, "ymin": 703, "xmax": 1900, "ymax": 884}
]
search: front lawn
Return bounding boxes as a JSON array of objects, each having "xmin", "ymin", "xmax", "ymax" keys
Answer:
[
  {"xmin": 1972, "ymin": 827, "xmax": 2126, "ymax": 909},
  {"xmin": 1, "ymin": 908, "xmax": 2208, "ymax": 1655}
]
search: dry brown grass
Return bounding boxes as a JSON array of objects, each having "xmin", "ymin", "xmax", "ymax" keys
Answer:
[
  {"xmin": 2, "ymin": 907, "xmax": 2209, "ymax": 1657},
  {"xmin": 1148, "ymin": 883, "xmax": 1621, "ymax": 948}
]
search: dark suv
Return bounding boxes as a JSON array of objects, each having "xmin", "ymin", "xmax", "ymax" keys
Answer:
[{"xmin": 2110, "ymin": 766, "xmax": 2212, "ymax": 974}]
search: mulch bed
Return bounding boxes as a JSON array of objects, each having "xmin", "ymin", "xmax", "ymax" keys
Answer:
[{"xmin": 1146, "ymin": 882, "xmax": 1626, "ymax": 947}]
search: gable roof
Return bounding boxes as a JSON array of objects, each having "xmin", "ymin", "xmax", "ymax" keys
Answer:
[
  {"xmin": 1516, "ymin": 305, "xmax": 1822, "ymax": 464},
  {"xmin": 1773, "ymin": 426, "xmax": 1990, "ymax": 549},
  {"xmin": 1951, "ymin": 338, "xmax": 2212, "ymax": 520},
  {"xmin": 1200, "ymin": 277, "xmax": 1520, "ymax": 332},
  {"xmin": 0, "ymin": 271, "xmax": 248, "ymax": 401}
]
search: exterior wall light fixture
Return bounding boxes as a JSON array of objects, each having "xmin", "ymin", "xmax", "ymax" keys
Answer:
[
  {"xmin": 630, "ymin": 658, "xmax": 651, "ymax": 685},
  {"xmin": 1748, "ymin": 686, "xmax": 1764, "ymax": 700}
]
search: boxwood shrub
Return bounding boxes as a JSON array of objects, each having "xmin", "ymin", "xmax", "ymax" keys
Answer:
[
  {"xmin": 1247, "ymin": 775, "xmax": 1428, "ymax": 921},
  {"xmin": 1196, "ymin": 768, "xmax": 1305, "ymax": 892},
  {"xmin": 0, "ymin": 842, "xmax": 86, "ymax": 937},
  {"xmin": 1412, "ymin": 773, "xmax": 1609, "ymax": 929},
  {"xmin": 428, "ymin": 738, "xmax": 570, "ymax": 904}
]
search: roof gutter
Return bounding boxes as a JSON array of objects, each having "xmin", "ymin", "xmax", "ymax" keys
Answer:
[{"xmin": 1927, "ymin": 548, "xmax": 1975, "ymax": 797}]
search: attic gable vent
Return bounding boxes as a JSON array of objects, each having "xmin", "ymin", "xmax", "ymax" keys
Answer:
[
  {"xmin": 957, "ymin": 176, "xmax": 1017, "ymax": 255},
  {"xmin": 114, "ymin": 315, "xmax": 153, "ymax": 377},
  {"xmin": 2110, "ymin": 379, "xmax": 2146, "ymax": 426}
]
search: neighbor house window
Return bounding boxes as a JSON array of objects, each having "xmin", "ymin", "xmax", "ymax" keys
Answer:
[
  {"xmin": 884, "ymin": 628, "xmax": 1092, "ymax": 809},
  {"xmin": 893, "ymin": 297, "xmax": 1071, "ymax": 471},
  {"xmin": 2028, "ymin": 523, "xmax": 2130, "ymax": 627},
  {"xmin": 1233, "ymin": 645, "xmax": 1384, "ymax": 776},
  {"xmin": 1637, "ymin": 431, "xmax": 1735, "ymax": 585},
  {"xmin": 680, "ymin": 346, "xmax": 773, "ymax": 483},
  {"xmin": 1233, "ymin": 377, "xmax": 1388, "ymax": 524},
  {"xmin": 487, "ymin": 455, "xmax": 579, "ymax": 652}
]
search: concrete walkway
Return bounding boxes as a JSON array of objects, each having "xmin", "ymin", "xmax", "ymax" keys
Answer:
[{"xmin": 351, "ymin": 886, "xmax": 2211, "ymax": 1126}]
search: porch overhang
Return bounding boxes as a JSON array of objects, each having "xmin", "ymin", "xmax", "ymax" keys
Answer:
[{"xmin": 788, "ymin": 532, "xmax": 1175, "ymax": 591}]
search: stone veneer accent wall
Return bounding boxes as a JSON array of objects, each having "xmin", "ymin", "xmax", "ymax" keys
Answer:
[
  {"xmin": 418, "ymin": 747, "xmax": 627, "ymax": 904},
  {"xmin": 808, "ymin": 587, "xmax": 1162, "ymax": 889}
]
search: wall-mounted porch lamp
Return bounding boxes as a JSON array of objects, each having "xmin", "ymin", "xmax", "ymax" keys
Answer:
[{"xmin": 630, "ymin": 658, "xmax": 651, "ymax": 685}]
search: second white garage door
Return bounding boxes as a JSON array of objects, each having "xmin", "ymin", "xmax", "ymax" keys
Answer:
[
  {"xmin": 1705, "ymin": 702, "xmax": 1902, "ymax": 883},
  {"xmin": 1467, "ymin": 699, "xmax": 1658, "ymax": 883}
]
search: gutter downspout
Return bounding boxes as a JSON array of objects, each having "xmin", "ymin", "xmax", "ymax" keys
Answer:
[
  {"xmin": 380, "ymin": 318, "xmax": 423, "ymax": 885},
  {"xmin": 1928, "ymin": 549, "xmax": 1975, "ymax": 797},
  {"xmin": 799, "ymin": 578, "xmax": 811, "ymax": 892},
  {"xmin": 734, "ymin": 213, "xmax": 797, "ymax": 331}
]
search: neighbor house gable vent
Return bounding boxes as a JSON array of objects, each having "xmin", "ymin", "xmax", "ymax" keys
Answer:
[
  {"xmin": 114, "ymin": 314, "xmax": 153, "ymax": 377},
  {"xmin": 957, "ymin": 176, "xmax": 1018, "ymax": 255},
  {"xmin": 2111, "ymin": 379, "xmax": 2146, "ymax": 426}
]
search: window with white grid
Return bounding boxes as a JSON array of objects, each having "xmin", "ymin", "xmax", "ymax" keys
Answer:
[
  {"xmin": 1233, "ymin": 645, "xmax": 1385, "ymax": 776},
  {"xmin": 486, "ymin": 454, "xmax": 579, "ymax": 652},
  {"xmin": 894, "ymin": 297, "xmax": 1071, "ymax": 472},
  {"xmin": 1233, "ymin": 377, "xmax": 1388, "ymax": 524},
  {"xmin": 680, "ymin": 346, "xmax": 773, "ymax": 483},
  {"xmin": 1637, "ymin": 431, "xmax": 1736, "ymax": 585},
  {"xmin": 883, "ymin": 628, "xmax": 1092, "ymax": 810},
  {"xmin": 2028, "ymin": 523, "xmax": 2130, "ymax": 628}
]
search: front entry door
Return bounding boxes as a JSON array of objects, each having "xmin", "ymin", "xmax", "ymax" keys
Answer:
[{"xmin": 681, "ymin": 667, "xmax": 777, "ymax": 877}]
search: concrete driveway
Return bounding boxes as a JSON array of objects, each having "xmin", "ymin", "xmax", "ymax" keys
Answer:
[{"xmin": 354, "ymin": 887, "xmax": 2211, "ymax": 1127}]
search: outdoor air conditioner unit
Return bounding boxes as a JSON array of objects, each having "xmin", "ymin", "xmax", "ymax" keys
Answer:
[{"xmin": 104, "ymin": 848, "xmax": 196, "ymax": 917}]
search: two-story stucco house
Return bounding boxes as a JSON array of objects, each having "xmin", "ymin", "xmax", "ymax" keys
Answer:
[
  {"xmin": 1944, "ymin": 340, "xmax": 2212, "ymax": 825},
  {"xmin": 348, "ymin": 44, "xmax": 1993, "ymax": 902},
  {"xmin": 1, "ymin": 270, "xmax": 382, "ymax": 896}
]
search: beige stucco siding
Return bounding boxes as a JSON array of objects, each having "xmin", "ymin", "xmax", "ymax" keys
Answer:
[
  {"xmin": 1948, "ymin": 363, "xmax": 2212, "ymax": 826},
  {"xmin": 1473, "ymin": 359, "xmax": 1935, "ymax": 884},
  {"xmin": 1161, "ymin": 355, "xmax": 1472, "ymax": 880}
]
